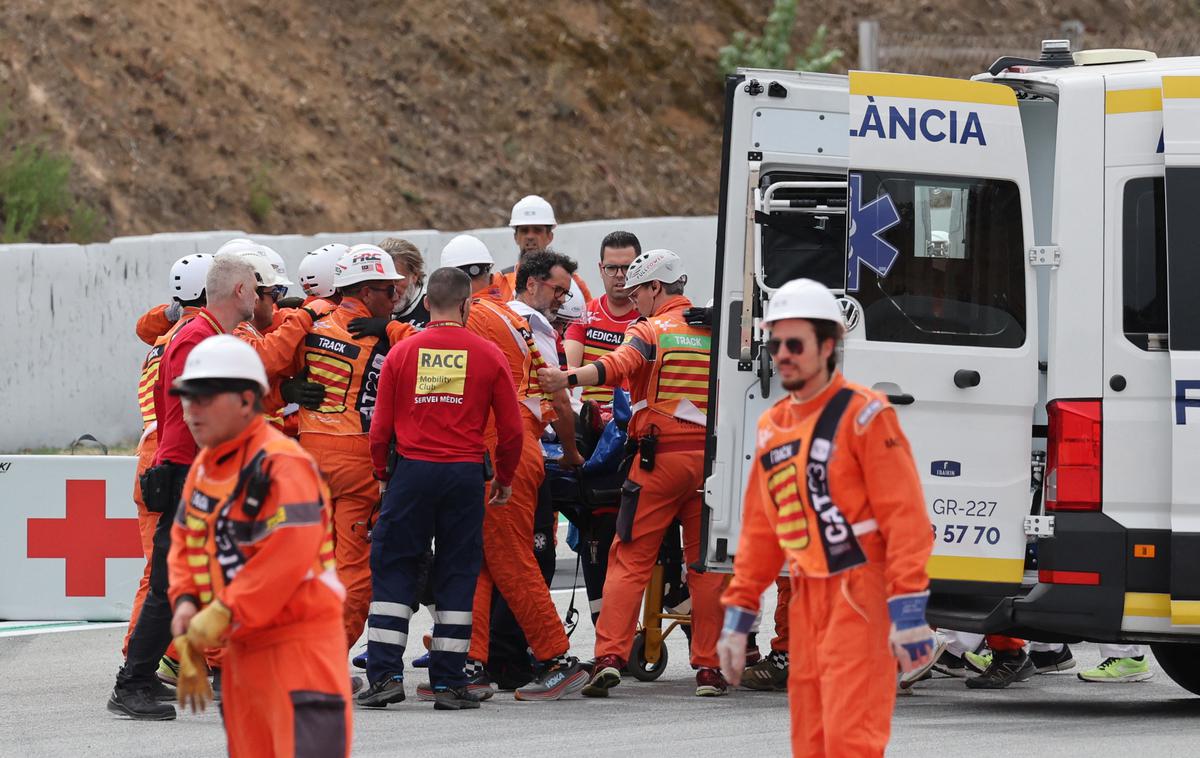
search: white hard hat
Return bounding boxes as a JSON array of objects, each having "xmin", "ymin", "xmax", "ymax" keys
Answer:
[
  {"xmin": 171, "ymin": 334, "xmax": 269, "ymax": 396},
  {"xmin": 440, "ymin": 235, "xmax": 494, "ymax": 268},
  {"xmin": 557, "ymin": 279, "xmax": 585, "ymax": 322},
  {"xmin": 509, "ymin": 195, "xmax": 557, "ymax": 227},
  {"xmin": 298, "ymin": 244, "xmax": 347, "ymax": 298},
  {"xmin": 625, "ymin": 249, "xmax": 685, "ymax": 288},
  {"xmin": 334, "ymin": 244, "xmax": 405, "ymax": 289},
  {"xmin": 170, "ymin": 254, "xmax": 213, "ymax": 302},
  {"xmin": 215, "ymin": 238, "xmax": 256, "ymax": 256},
  {"xmin": 232, "ymin": 247, "xmax": 280, "ymax": 288},
  {"xmin": 762, "ymin": 278, "xmax": 846, "ymax": 334},
  {"xmin": 258, "ymin": 244, "xmax": 294, "ymax": 287}
]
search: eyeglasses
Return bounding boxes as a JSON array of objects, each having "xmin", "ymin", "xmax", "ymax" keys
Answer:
[
  {"xmin": 766, "ymin": 337, "xmax": 807, "ymax": 356},
  {"xmin": 366, "ymin": 284, "xmax": 398, "ymax": 298},
  {"xmin": 537, "ymin": 279, "xmax": 569, "ymax": 298},
  {"xmin": 600, "ymin": 264, "xmax": 631, "ymax": 277}
]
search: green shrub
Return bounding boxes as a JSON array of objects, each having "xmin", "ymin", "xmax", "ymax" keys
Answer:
[
  {"xmin": 0, "ymin": 141, "xmax": 73, "ymax": 243},
  {"xmin": 718, "ymin": 0, "xmax": 843, "ymax": 75},
  {"xmin": 248, "ymin": 166, "xmax": 275, "ymax": 224}
]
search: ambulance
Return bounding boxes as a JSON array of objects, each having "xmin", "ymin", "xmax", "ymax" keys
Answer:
[{"xmin": 702, "ymin": 40, "xmax": 1200, "ymax": 694}]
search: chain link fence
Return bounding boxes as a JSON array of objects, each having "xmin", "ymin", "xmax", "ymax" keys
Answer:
[{"xmin": 859, "ymin": 20, "xmax": 1198, "ymax": 77}]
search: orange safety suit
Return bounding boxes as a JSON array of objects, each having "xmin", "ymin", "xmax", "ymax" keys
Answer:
[
  {"xmin": 233, "ymin": 313, "xmax": 304, "ymax": 435},
  {"xmin": 136, "ymin": 303, "xmax": 175, "ymax": 346},
  {"xmin": 464, "ymin": 291, "xmax": 570, "ymax": 664},
  {"xmin": 167, "ymin": 416, "xmax": 350, "ymax": 758},
  {"xmin": 723, "ymin": 373, "xmax": 933, "ymax": 758},
  {"xmin": 591, "ymin": 294, "xmax": 724, "ymax": 669},
  {"xmin": 123, "ymin": 308, "xmax": 201, "ymax": 656},
  {"xmin": 282, "ymin": 297, "xmax": 414, "ymax": 648}
]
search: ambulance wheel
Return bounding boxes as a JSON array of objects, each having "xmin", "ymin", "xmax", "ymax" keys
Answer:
[
  {"xmin": 1152, "ymin": 642, "xmax": 1200, "ymax": 696},
  {"xmin": 629, "ymin": 631, "xmax": 668, "ymax": 682}
]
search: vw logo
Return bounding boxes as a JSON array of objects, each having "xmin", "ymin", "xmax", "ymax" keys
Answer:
[{"xmin": 837, "ymin": 297, "xmax": 861, "ymax": 332}]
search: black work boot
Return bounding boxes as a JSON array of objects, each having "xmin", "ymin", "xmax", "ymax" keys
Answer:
[
  {"xmin": 432, "ymin": 685, "xmax": 482, "ymax": 710},
  {"xmin": 356, "ymin": 675, "xmax": 406, "ymax": 708},
  {"xmin": 966, "ymin": 650, "xmax": 1036, "ymax": 689},
  {"xmin": 107, "ymin": 687, "xmax": 177, "ymax": 720}
]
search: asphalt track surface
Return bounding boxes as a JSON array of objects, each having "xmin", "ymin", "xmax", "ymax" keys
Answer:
[{"xmin": 3, "ymin": 581, "xmax": 1199, "ymax": 757}]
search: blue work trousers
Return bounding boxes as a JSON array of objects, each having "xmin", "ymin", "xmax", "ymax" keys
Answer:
[{"xmin": 366, "ymin": 457, "xmax": 485, "ymax": 688}]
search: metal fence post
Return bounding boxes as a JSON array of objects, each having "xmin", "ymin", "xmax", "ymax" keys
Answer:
[{"xmin": 859, "ymin": 20, "xmax": 880, "ymax": 71}]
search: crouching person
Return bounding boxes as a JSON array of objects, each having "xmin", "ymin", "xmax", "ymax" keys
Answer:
[{"xmin": 167, "ymin": 335, "xmax": 351, "ymax": 757}]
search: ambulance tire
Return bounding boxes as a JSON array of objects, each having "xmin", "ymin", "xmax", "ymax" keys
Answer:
[
  {"xmin": 628, "ymin": 631, "xmax": 668, "ymax": 682},
  {"xmin": 1151, "ymin": 642, "xmax": 1200, "ymax": 696}
]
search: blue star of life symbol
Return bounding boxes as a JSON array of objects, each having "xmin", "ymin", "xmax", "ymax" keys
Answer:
[{"xmin": 846, "ymin": 173, "xmax": 901, "ymax": 292}]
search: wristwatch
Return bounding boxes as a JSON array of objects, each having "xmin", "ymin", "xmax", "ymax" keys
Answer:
[{"xmin": 567, "ymin": 373, "xmax": 579, "ymax": 387}]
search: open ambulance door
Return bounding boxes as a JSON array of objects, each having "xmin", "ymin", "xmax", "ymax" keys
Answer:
[
  {"xmin": 1161, "ymin": 75, "xmax": 1200, "ymax": 629},
  {"xmin": 842, "ymin": 72, "xmax": 1039, "ymax": 616},
  {"xmin": 704, "ymin": 69, "xmax": 850, "ymax": 572}
]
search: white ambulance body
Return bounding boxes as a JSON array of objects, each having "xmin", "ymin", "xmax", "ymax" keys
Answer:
[{"xmin": 702, "ymin": 42, "xmax": 1200, "ymax": 694}]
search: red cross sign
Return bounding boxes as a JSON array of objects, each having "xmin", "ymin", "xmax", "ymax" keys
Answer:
[{"xmin": 27, "ymin": 479, "xmax": 143, "ymax": 597}]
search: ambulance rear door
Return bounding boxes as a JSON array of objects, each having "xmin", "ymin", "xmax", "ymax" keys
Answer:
[
  {"xmin": 1161, "ymin": 74, "xmax": 1200, "ymax": 628},
  {"xmin": 843, "ymin": 72, "xmax": 1039, "ymax": 599},
  {"xmin": 704, "ymin": 69, "xmax": 850, "ymax": 572}
]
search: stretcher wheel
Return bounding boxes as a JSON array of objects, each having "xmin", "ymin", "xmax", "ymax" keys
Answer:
[{"xmin": 628, "ymin": 630, "xmax": 668, "ymax": 682}]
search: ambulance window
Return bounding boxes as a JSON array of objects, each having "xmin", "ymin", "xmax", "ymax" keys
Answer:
[
  {"xmin": 850, "ymin": 172, "xmax": 1026, "ymax": 348},
  {"xmin": 1122, "ymin": 177, "xmax": 1167, "ymax": 349}
]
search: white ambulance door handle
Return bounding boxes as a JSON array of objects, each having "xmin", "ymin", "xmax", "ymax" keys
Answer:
[
  {"xmin": 871, "ymin": 381, "xmax": 914, "ymax": 405},
  {"xmin": 953, "ymin": 369, "xmax": 981, "ymax": 389}
]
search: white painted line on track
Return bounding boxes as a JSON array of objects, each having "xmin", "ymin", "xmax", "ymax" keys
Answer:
[{"xmin": 0, "ymin": 621, "xmax": 126, "ymax": 638}]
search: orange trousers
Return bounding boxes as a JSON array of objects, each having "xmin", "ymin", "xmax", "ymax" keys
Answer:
[
  {"xmin": 771, "ymin": 578, "xmax": 791, "ymax": 653},
  {"xmin": 986, "ymin": 634, "xmax": 1026, "ymax": 652},
  {"xmin": 305, "ymin": 435, "xmax": 377, "ymax": 649},
  {"xmin": 222, "ymin": 622, "xmax": 352, "ymax": 758},
  {"xmin": 594, "ymin": 449, "xmax": 724, "ymax": 668},
  {"xmin": 470, "ymin": 424, "xmax": 569, "ymax": 663},
  {"xmin": 788, "ymin": 561, "xmax": 895, "ymax": 758},
  {"xmin": 123, "ymin": 436, "xmax": 159, "ymax": 657}
]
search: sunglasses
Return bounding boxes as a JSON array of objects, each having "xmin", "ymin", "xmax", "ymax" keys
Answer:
[
  {"xmin": 256, "ymin": 286, "xmax": 287, "ymax": 303},
  {"xmin": 766, "ymin": 337, "xmax": 807, "ymax": 356},
  {"xmin": 366, "ymin": 284, "xmax": 398, "ymax": 298},
  {"xmin": 600, "ymin": 264, "xmax": 631, "ymax": 277}
]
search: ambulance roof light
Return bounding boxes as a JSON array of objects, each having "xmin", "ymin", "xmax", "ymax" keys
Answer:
[{"xmin": 1039, "ymin": 39, "xmax": 1074, "ymax": 66}]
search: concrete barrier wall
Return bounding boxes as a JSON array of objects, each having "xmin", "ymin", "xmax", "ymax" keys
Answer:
[{"xmin": 0, "ymin": 217, "xmax": 717, "ymax": 451}]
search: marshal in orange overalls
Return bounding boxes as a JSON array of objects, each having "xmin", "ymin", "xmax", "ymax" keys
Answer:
[
  {"xmin": 464, "ymin": 290, "xmax": 571, "ymax": 665},
  {"xmin": 590, "ymin": 294, "xmax": 725, "ymax": 670},
  {"xmin": 281, "ymin": 298, "xmax": 413, "ymax": 648},
  {"xmin": 167, "ymin": 416, "xmax": 350, "ymax": 758},
  {"xmin": 723, "ymin": 374, "xmax": 933, "ymax": 758}
]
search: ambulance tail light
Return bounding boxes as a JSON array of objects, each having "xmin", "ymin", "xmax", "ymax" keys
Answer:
[{"xmin": 1044, "ymin": 399, "xmax": 1102, "ymax": 512}]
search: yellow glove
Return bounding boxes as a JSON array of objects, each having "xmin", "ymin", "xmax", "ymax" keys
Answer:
[
  {"xmin": 174, "ymin": 635, "xmax": 214, "ymax": 713},
  {"xmin": 187, "ymin": 598, "xmax": 232, "ymax": 650}
]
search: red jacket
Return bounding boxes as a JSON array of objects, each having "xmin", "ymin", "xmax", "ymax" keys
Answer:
[
  {"xmin": 153, "ymin": 309, "xmax": 224, "ymax": 466},
  {"xmin": 369, "ymin": 321, "xmax": 524, "ymax": 486}
]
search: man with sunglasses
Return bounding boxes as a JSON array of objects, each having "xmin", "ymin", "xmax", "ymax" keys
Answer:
[
  {"xmin": 279, "ymin": 245, "xmax": 416, "ymax": 651},
  {"xmin": 164, "ymin": 335, "xmax": 351, "ymax": 755},
  {"xmin": 717, "ymin": 278, "xmax": 935, "ymax": 757},
  {"xmin": 538, "ymin": 249, "xmax": 727, "ymax": 698}
]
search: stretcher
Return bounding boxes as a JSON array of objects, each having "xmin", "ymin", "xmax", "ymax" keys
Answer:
[{"xmin": 545, "ymin": 393, "xmax": 692, "ymax": 681}]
